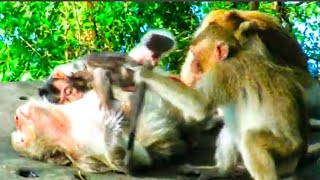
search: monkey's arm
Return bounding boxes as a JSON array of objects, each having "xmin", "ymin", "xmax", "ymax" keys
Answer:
[
  {"xmin": 91, "ymin": 67, "xmax": 114, "ymax": 110},
  {"xmin": 136, "ymin": 68, "xmax": 210, "ymax": 121}
]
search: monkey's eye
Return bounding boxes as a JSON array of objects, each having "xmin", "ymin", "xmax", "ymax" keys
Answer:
[
  {"xmin": 192, "ymin": 59, "xmax": 203, "ymax": 72},
  {"xmin": 64, "ymin": 87, "xmax": 73, "ymax": 96},
  {"xmin": 196, "ymin": 61, "xmax": 202, "ymax": 69}
]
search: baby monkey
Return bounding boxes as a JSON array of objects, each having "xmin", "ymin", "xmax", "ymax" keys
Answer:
[
  {"xmin": 38, "ymin": 52, "xmax": 138, "ymax": 105},
  {"xmin": 38, "ymin": 29, "xmax": 177, "ymax": 105},
  {"xmin": 11, "ymin": 56, "xmax": 184, "ymax": 174}
]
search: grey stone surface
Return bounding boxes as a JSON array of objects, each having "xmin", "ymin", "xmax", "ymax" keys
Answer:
[{"xmin": 0, "ymin": 81, "xmax": 319, "ymax": 180}]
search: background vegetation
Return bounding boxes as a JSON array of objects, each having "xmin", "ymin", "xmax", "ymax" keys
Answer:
[{"xmin": 0, "ymin": 1, "xmax": 319, "ymax": 82}]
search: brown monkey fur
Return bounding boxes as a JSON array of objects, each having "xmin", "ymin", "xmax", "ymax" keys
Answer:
[
  {"xmin": 196, "ymin": 10, "xmax": 307, "ymax": 70},
  {"xmin": 180, "ymin": 9, "xmax": 320, "ymax": 122},
  {"xmin": 135, "ymin": 22, "xmax": 310, "ymax": 180},
  {"xmin": 181, "ymin": 10, "xmax": 307, "ymax": 86}
]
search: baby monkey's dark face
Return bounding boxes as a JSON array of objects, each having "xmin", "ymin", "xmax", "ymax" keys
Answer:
[{"xmin": 38, "ymin": 75, "xmax": 92, "ymax": 104}]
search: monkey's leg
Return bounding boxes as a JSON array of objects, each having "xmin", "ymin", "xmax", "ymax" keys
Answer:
[
  {"xmin": 240, "ymin": 139, "xmax": 277, "ymax": 180},
  {"xmin": 92, "ymin": 67, "xmax": 120, "ymax": 111},
  {"xmin": 239, "ymin": 130, "xmax": 302, "ymax": 180},
  {"xmin": 178, "ymin": 127, "xmax": 240, "ymax": 179}
]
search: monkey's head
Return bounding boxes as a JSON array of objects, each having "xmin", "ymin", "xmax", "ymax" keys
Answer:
[
  {"xmin": 181, "ymin": 23, "xmax": 239, "ymax": 87},
  {"xmin": 12, "ymin": 92, "xmax": 126, "ymax": 172},
  {"xmin": 11, "ymin": 100, "xmax": 73, "ymax": 165},
  {"xmin": 38, "ymin": 73, "xmax": 88, "ymax": 104},
  {"xmin": 181, "ymin": 9, "xmax": 307, "ymax": 86},
  {"xmin": 193, "ymin": 9, "xmax": 279, "ymax": 37}
]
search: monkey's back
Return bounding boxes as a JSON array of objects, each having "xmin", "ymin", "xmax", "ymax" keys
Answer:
[{"xmin": 200, "ymin": 50, "xmax": 308, "ymax": 146}]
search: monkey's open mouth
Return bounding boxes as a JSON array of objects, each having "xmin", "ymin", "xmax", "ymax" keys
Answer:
[
  {"xmin": 12, "ymin": 130, "xmax": 26, "ymax": 144},
  {"xmin": 12, "ymin": 109, "xmax": 36, "ymax": 146},
  {"xmin": 11, "ymin": 125, "xmax": 35, "ymax": 148}
]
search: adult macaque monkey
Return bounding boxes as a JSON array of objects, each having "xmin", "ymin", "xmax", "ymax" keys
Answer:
[
  {"xmin": 180, "ymin": 10, "xmax": 320, "ymax": 121},
  {"xmin": 134, "ymin": 23, "xmax": 310, "ymax": 180}
]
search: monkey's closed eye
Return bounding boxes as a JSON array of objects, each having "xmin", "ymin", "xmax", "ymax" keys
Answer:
[
  {"xmin": 64, "ymin": 87, "xmax": 73, "ymax": 96},
  {"xmin": 19, "ymin": 96, "xmax": 28, "ymax": 101}
]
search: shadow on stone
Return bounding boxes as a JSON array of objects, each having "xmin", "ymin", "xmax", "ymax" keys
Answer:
[
  {"xmin": 16, "ymin": 168, "xmax": 39, "ymax": 178},
  {"xmin": 19, "ymin": 96, "xmax": 28, "ymax": 101}
]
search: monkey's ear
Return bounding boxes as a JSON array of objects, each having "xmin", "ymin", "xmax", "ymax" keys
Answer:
[
  {"xmin": 214, "ymin": 41, "xmax": 229, "ymax": 61},
  {"xmin": 52, "ymin": 70, "xmax": 68, "ymax": 80},
  {"xmin": 234, "ymin": 20, "xmax": 267, "ymax": 45},
  {"xmin": 190, "ymin": 40, "xmax": 229, "ymax": 62}
]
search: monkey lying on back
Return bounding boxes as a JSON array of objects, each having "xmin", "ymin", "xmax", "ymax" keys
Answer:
[
  {"xmin": 11, "ymin": 63, "xmax": 186, "ymax": 174},
  {"xmin": 11, "ymin": 30, "xmax": 188, "ymax": 173},
  {"xmin": 134, "ymin": 23, "xmax": 310, "ymax": 180}
]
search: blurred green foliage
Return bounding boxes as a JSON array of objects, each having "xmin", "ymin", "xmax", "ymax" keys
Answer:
[{"xmin": 0, "ymin": 2, "xmax": 319, "ymax": 82}]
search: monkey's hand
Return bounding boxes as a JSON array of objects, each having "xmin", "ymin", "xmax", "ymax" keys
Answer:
[
  {"xmin": 104, "ymin": 109, "xmax": 125, "ymax": 146},
  {"xmin": 133, "ymin": 65, "xmax": 153, "ymax": 84}
]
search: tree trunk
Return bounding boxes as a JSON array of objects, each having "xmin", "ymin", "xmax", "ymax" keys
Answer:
[
  {"xmin": 274, "ymin": 1, "xmax": 293, "ymax": 33},
  {"xmin": 86, "ymin": 1, "xmax": 98, "ymax": 52},
  {"xmin": 249, "ymin": 2, "xmax": 259, "ymax": 10}
]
